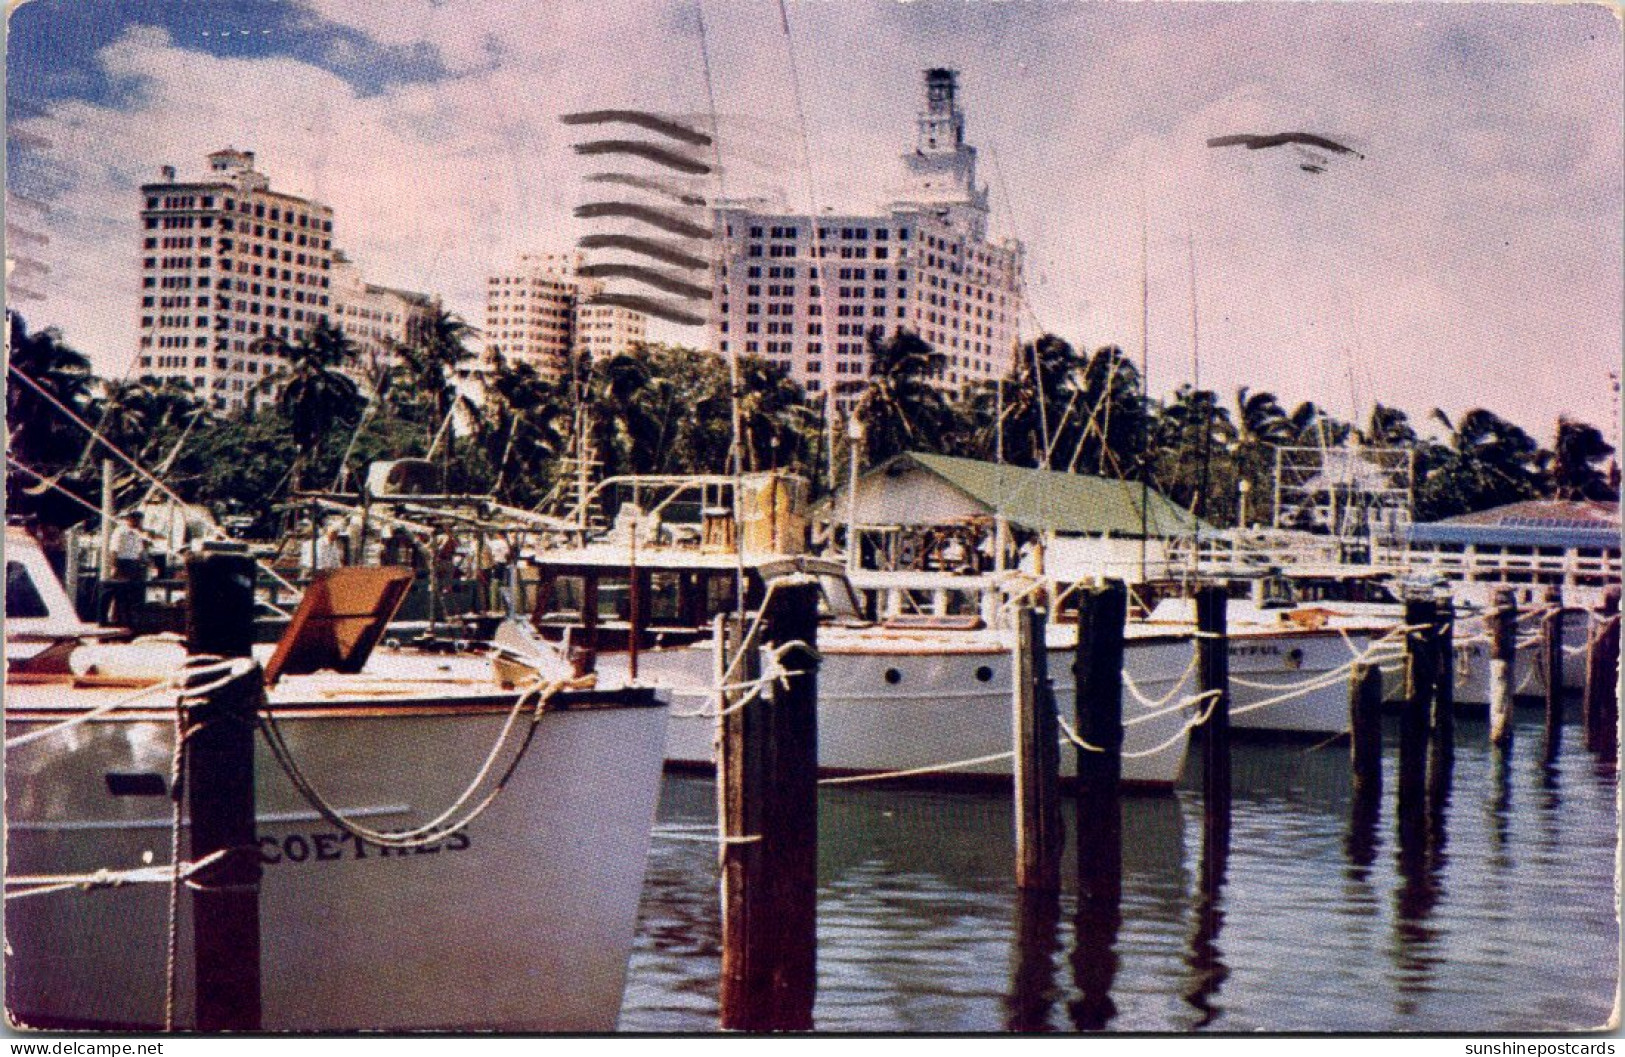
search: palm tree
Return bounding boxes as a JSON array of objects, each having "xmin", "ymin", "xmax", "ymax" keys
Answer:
[
  {"xmin": 1546, "ymin": 417, "xmax": 1616, "ymax": 502},
  {"xmin": 6, "ymin": 312, "xmax": 95, "ymax": 475},
  {"xmin": 1418, "ymin": 407, "xmax": 1544, "ymax": 518},
  {"xmin": 395, "ymin": 307, "xmax": 478, "ymax": 487},
  {"xmin": 255, "ymin": 320, "xmax": 362, "ymax": 492},
  {"xmin": 998, "ymin": 334, "xmax": 1083, "ymax": 469},
  {"xmin": 1230, "ymin": 388, "xmax": 1293, "ymax": 526},
  {"xmin": 853, "ymin": 328, "xmax": 949, "ymax": 465},
  {"xmin": 1150, "ymin": 385, "xmax": 1236, "ymax": 517}
]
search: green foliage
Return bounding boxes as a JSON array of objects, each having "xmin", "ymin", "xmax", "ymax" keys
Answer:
[{"xmin": 5, "ymin": 314, "xmax": 1616, "ymax": 536}]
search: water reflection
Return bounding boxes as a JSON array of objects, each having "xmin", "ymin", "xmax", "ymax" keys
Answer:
[
  {"xmin": 1182, "ymin": 813, "xmax": 1229, "ymax": 1029},
  {"xmin": 1068, "ymin": 787, "xmax": 1122, "ymax": 1032},
  {"xmin": 1005, "ymin": 888, "xmax": 1062, "ymax": 1032},
  {"xmin": 623, "ymin": 703, "xmax": 1617, "ymax": 1032}
]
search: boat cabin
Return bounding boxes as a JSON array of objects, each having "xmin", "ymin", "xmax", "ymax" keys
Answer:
[{"xmin": 529, "ymin": 549, "xmax": 864, "ymax": 651}]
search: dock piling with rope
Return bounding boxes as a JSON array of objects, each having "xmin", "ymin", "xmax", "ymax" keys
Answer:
[
  {"xmin": 1073, "ymin": 581, "xmax": 1127, "ymax": 904},
  {"xmin": 718, "ymin": 578, "xmax": 821, "ymax": 1031},
  {"xmin": 1195, "ymin": 584, "xmax": 1231, "ymax": 856},
  {"xmin": 183, "ymin": 545, "xmax": 264, "ymax": 1032}
]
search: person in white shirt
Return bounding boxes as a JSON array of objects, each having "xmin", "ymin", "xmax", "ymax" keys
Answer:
[
  {"xmin": 302, "ymin": 525, "xmax": 344, "ymax": 575},
  {"xmin": 105, "ymin": 514, "xmax": 149, "ymax": 626}
]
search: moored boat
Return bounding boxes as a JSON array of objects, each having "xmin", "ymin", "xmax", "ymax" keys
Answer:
[{"xmin": 4, "ymin": 530, "xmax": 668, "ymax": 1032}]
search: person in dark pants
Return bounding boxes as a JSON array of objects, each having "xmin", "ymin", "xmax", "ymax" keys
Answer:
[{"xmin": 104, "ymin": 513, "xmax": 150, "ymax": 627}]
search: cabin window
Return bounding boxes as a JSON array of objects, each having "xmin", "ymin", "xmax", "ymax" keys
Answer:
[
  {"xmin": 648, "ymin": 573, "xmax": 683, "ymax": 624},
  {"xmin": 546, "ymin": 575, "xmax": 587, "ymax": 619},
  {"xmin": 596, "ymin": 576, "xmax": 630, "ymax": 621},
  {"xmin": 706, "ymin": 573, "xmax": 738, "ymax": 616},
  {"xmin": 5, "ymin": 562, "xmax": 49, "ymax": 619}
]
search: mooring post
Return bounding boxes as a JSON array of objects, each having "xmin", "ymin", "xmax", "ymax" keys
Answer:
[
  {"xmin": 1073, "ymin": 581, "xmax": 1126, "ymax": 903},
  {"xmin": 1399, "ymin": 592, "xmax": 1437, "ymax": 814},
  {"xmin": 184, "ymin": 543, "xmax": 263, "ymax": 1032},
  {"xmin": 1195, "ymin": 584, "xmax": 1230, "ymax": 859},
  {"xmin": 1349, "ymin": 661, "xmax": 1384, "ymax": 803},
  {"xmin": 719, "ymin": 580, "xmax": 821, "ymax": 1031},
  {"xmin": 1013, "ymin": 605, "xmax": 1061, "ymax": 891},
  {"xmin": 1488, "ymin": 587, "xmax": 1517, "ymax": 747},
  {"xmin": 1584, "ymin": 585, "xmax": 1620, "ymax": 756},
  {"xmin": 761, "ymin": 579, "xmax": 820, "ymax": 1028},
  {"xmin": 1432, "ymin": 596, "xmax": 1456, "ymax": 747},
  {"xmin": 1542, "ymin": 586, "xmax": 1565, "ymax": 758}
]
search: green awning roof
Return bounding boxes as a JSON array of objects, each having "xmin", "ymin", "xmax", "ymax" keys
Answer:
[{"xmin": 892, "ymin": 452, "xmax": 1202, "ymax": 537}]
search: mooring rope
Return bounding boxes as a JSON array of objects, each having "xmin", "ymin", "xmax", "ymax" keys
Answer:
[
  {"xmin": 816, "ymin": 750, "xmax": 1016, "ymax": 785},
  {"xmin": 4, "ymin": 849, "xmax": 230, "ymax": 903},
  {"xmin": 1120, "ymin": 649, "xmax": 1199, "ymax": 711},
  {"xmin": 257, "ymin": 675, "xmax": 580, "ymax": 850},
  {"xmin": 5, "ymin": 659, "xmax": 237, "ymax": 751},
  {"xmin": 672, "ymin": 638, "xmax": 818, "ymax": 719}
]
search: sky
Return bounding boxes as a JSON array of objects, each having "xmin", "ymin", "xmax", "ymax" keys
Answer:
[{"xmin": 7, "ymin": 0, "xmax": 1622, "ymax": 447}]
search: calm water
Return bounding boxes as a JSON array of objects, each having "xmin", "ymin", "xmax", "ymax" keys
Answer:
[{"xmin": 619, "ymin": 704, "xmax": 1619, "ymax": 1033}]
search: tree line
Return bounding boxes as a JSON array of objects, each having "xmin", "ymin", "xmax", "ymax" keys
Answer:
[{"xmin": 6, "ymin": 311, "xmax": 1617, "ymax": 541}]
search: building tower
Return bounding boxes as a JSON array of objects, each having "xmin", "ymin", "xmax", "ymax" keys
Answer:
[
  {"xmin": 709, "ymin": 68, "xmax": 1023, "ymax": 408},
  {"xmin": 136, "ymin": 150, "xmax": 336, "ymax": 409}
]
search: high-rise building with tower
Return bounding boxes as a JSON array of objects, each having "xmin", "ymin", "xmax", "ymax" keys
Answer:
[
  {"xmin": 709, "ymin": 68, "xmax": 1023, "ymax": 408},
  {"xmin": 135, "ymin": 149, "xmax": 336, "ymax": 409}
]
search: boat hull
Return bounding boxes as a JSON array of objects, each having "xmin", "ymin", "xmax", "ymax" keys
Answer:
[
  {"xmin": 623, "ymin": 634, "xmax": 1197, "ymax": 789},
  {"xmin": 5, "ymin": 697, "xmax": 667, "ymax": 1032}
]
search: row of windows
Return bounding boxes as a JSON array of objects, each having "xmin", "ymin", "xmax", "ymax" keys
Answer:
[
  {"xmin": 746, "ymin": 244, "xmax": 893, "ymax": 261},
  {"xmin": 740, "ymin": 224, "xmax": 910, "ymax": 243},
  {"xmin": 144, "ymin": 195, "xmax": 331, "ymax": 233}
]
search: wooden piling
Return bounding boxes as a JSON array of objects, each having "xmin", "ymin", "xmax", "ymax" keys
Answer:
[
  {"xmin": 1349, "ymin": 662, "xmax": 1384, "ymax": 802},
  {"xmin": 1432, "ymin": 597, "xmax": 1456, "ymax": 747},
  {"xmin": 718, "ymin": 579, "xmax": 821, "ymax": 1032},
  {"xmin": 1488, "ymin": 587, "xmax": 1518, "ymax": 748},
  {"xmin": 1542, "ymin": 586, "xmax": 1564, "ymax": 758},
  {"xmin": 1195, "ymin": 584, "xmax": 1230, "ymax": 853},
  {"xmin": 1073, "ymin": 581, "xmax": 1126, "ymax": 905},
  {"xmin": 184, "ymin": 546, "xmax": 263, "ymax": 1031},
  {"xmin": 1584, "ymin": 585, "xmax": 1621, "ymax": 756},
  {"xmin": 1013, "ymin": 606, "xmax": 1061, "ymax": 891},
  {"xmin": 1398, "ymin": 593, "xmax": 1437, "ymax": 814}
]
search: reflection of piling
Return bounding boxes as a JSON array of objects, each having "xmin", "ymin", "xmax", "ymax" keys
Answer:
[
  {"xmin": 1072, "ymin": 581, "xmax": 1126, "ymax": 900},
  {"xmin": 1013, "ymin": 606, "xmax": 1062, "ymax": 891},
  {"xmin": 1542, "ymin": 587, "xmax": 1565, "ymax": 759},
  {"xmin": 1398, "ymin": 594, "xmax": 1437, "ymax": 821},
  {"xmin": 1006, "ymin": 888, "xmax": 1063, "ymax": 1032},
  {"xmin": 1584, "ymin": 586, "xmax": 1620, "ymax": 757},
  {"xmin": 1488, "ymin": 587, "xmax": 1518, "ymax": 747},
  {"xmin": 1195, "ymin": 585, "xmax": 1230, "ymax": 857},
  {"xmin": 1069, "ymin": 581, "xmax": 1126, "ymax": 1032},
  {"xmin": 718, "ymin": 580, "xmax": 821, "ymax": 1031},
  {"xmin": 184, "ymin": 546, "xmax": 263, "ymax": 1031}
]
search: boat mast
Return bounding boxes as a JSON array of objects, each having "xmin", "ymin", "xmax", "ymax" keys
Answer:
[{"xmin": 1138, "ymin": 172, "xmax": 1150, "ymax": 586}]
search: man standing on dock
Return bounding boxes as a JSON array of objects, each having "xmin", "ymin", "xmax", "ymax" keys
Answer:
[{"xmin": 105, "ymin": 513, "xmax": 149, "ymax": 627}]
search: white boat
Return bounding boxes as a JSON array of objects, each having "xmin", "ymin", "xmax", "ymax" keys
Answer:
[
  {"xmin": 631, "ymin": 615, "xmax": 1197, "ymax": 790},
  {"xmin": 521, "ymin": 470, "xmax": 1200, "ymax": 789},
  {"xmin": 5, "ymin": 529, "xmax": 668, "ymax": 1032}
]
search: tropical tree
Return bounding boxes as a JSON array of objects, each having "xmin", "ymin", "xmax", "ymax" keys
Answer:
[
  {"xmin": 1149, "ymin": 385, "xmax": 1236, "ymax": 518},
  {"xmin": 6, "ymin": 312, "xmax": 95, "ymax": 476},
  {"xmin": 852, "ymin": 328, "xmax": 950, "ymax": 466},
  {"xmin": 1545, "ymin": 417, "xmax": 1617, "ymax": 502},
  {"xmin": 393, "ymin": 307, "xmax": 479, "ymax": 486},
  {"xmin": 1417, "ymin": 407, "xmax": 1545, "ymax": 519},
  {"xmin": 255, "ymin": 320, "xmax": 363, "ymax": 492}
]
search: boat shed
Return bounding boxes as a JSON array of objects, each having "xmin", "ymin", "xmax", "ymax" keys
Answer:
[{"xmin": 825, "ymin": 452, "xmax": 1200, "ymax": 536}]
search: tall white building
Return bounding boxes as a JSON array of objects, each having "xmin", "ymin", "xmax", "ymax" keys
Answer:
[
  {"xmin": 136, "ymin": 149, "xmax": 335, "ymax": 409},
  {"xmin": 483, "ymin": 252, "xmax": 647, "ymax": 378},
  {"xmin": 710, "ymin": 69, "xmax": 1023, "ymax": 408}
]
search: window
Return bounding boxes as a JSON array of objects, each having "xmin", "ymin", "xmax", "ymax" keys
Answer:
[{"xmin": 6, "ymin": 562, "xmax": 48, "ymax": 618}]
